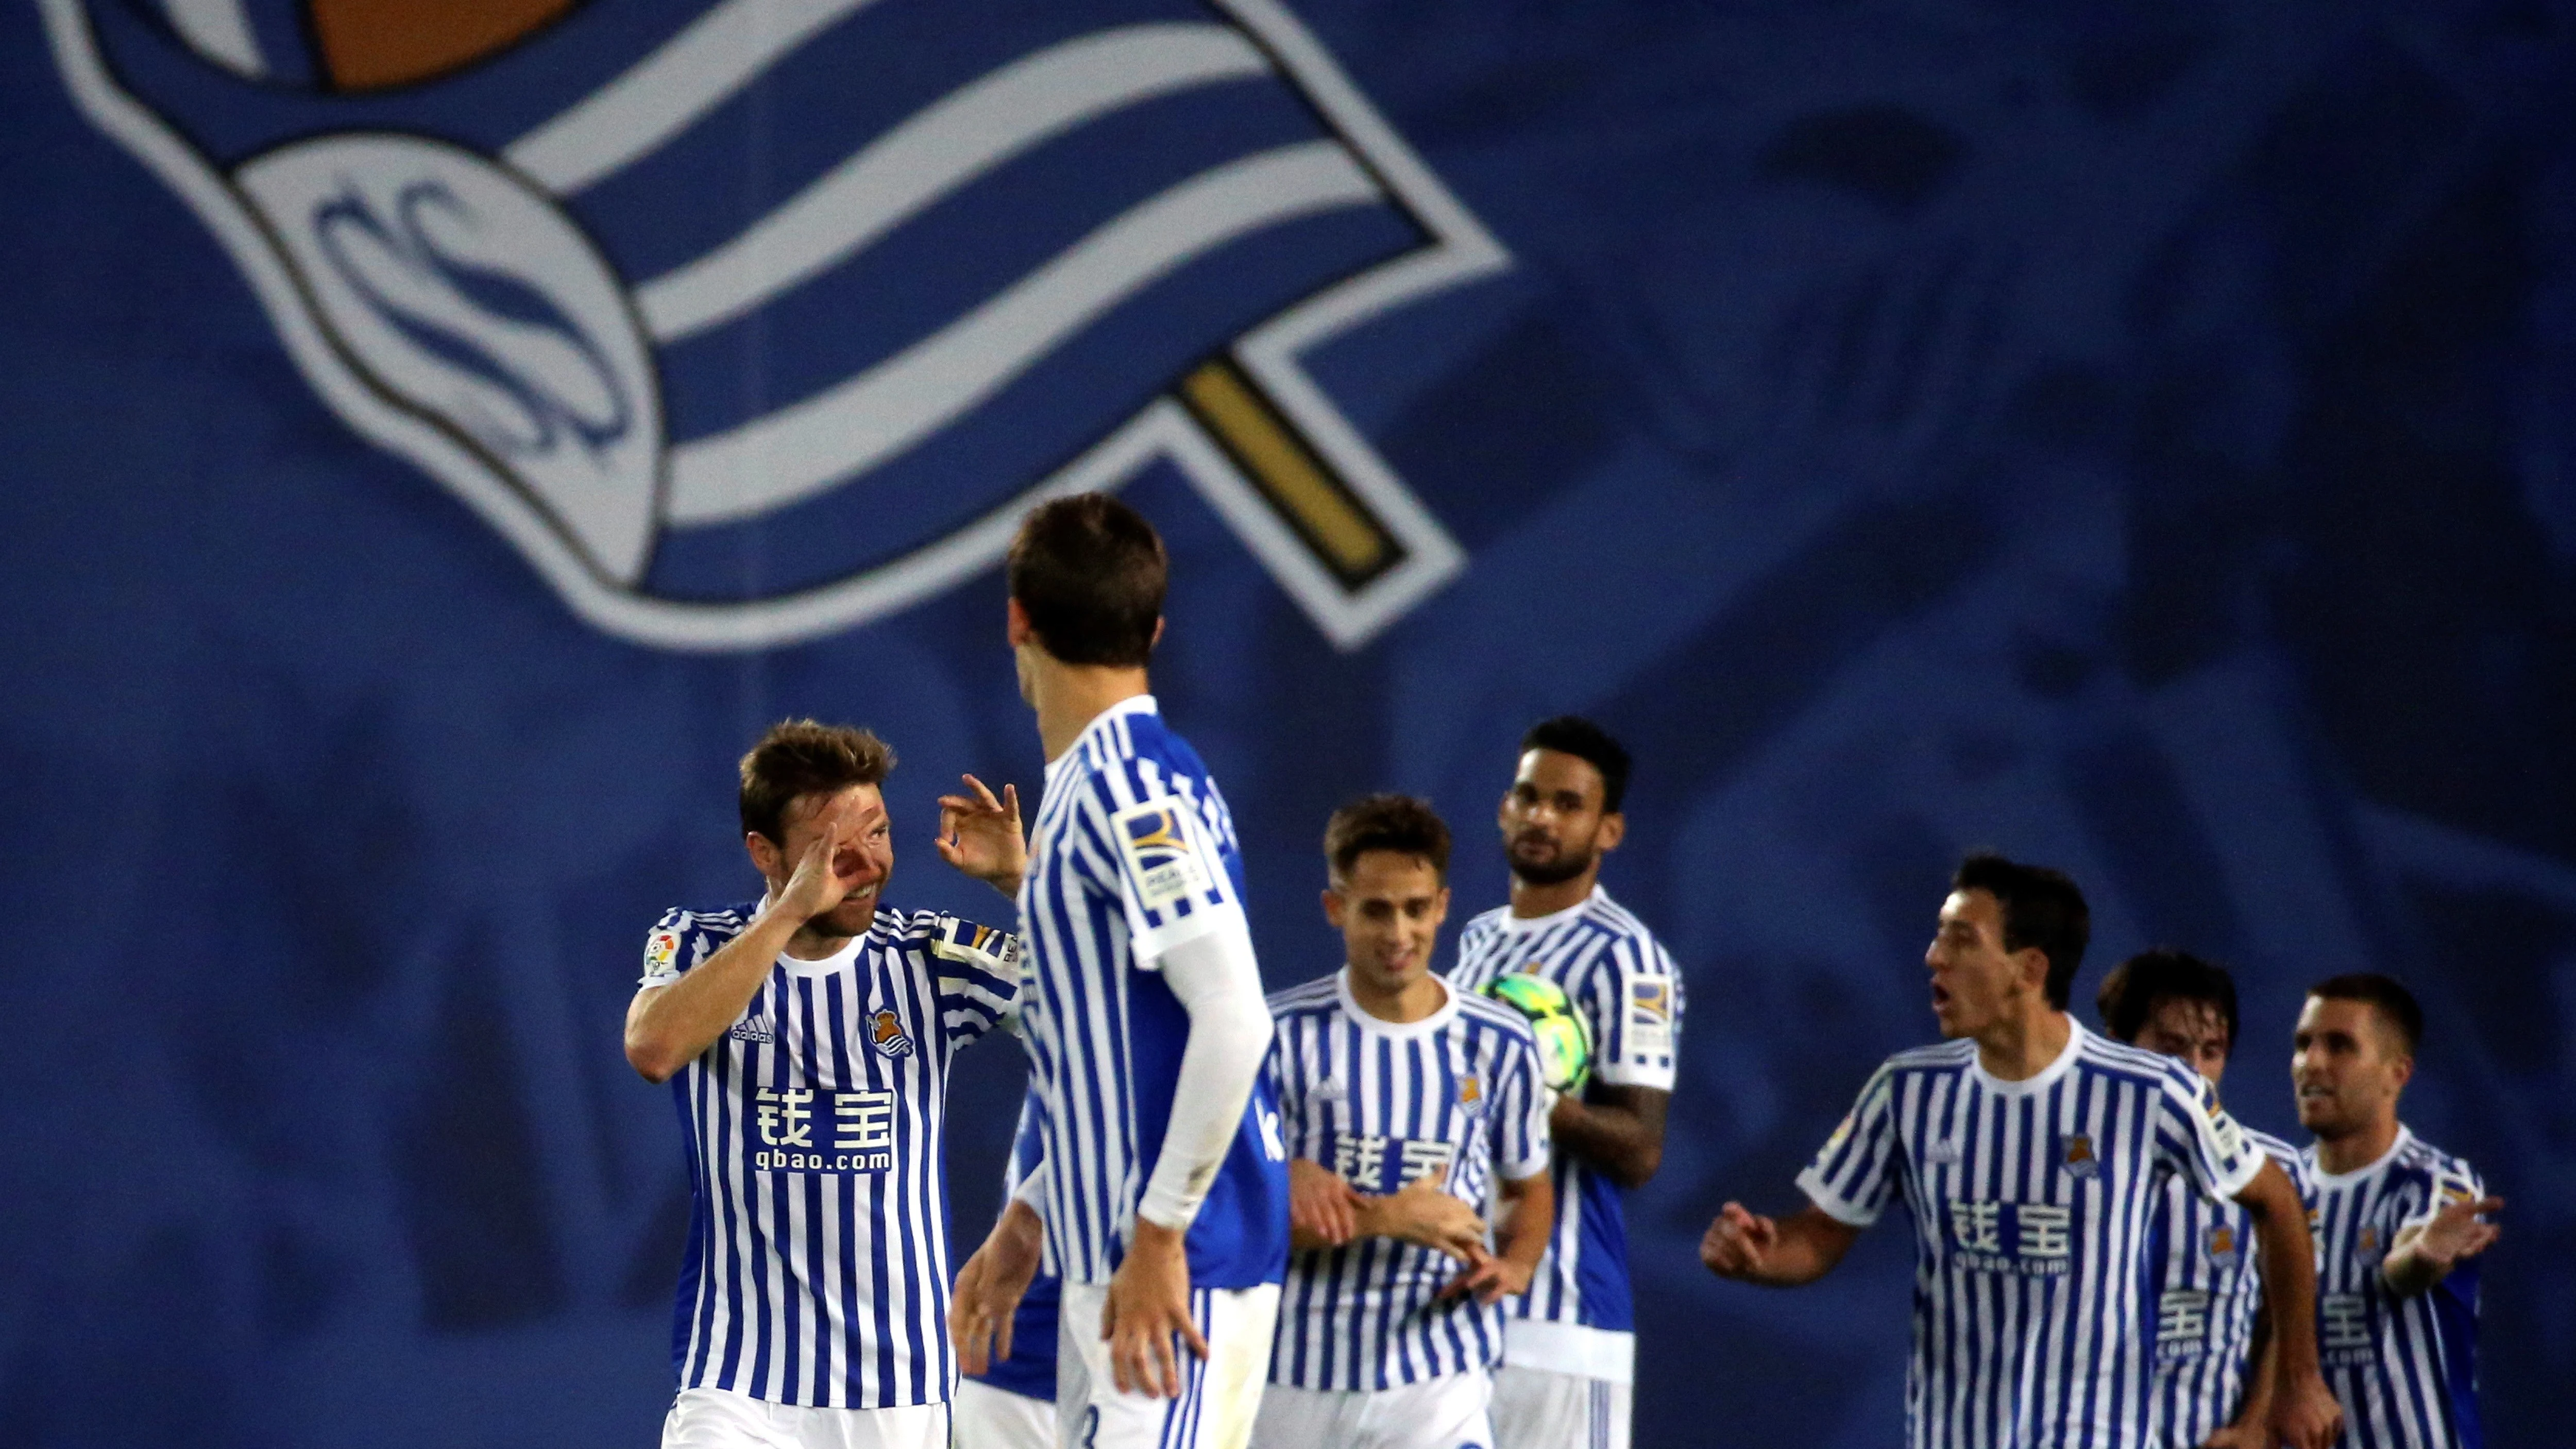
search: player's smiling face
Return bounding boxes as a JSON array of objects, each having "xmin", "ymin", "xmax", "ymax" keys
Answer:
[
  {"xmin": 772, "ymin": 783, "xmax": 894, "ymax": 936},
  {"xmin": 1498, "ymin": 748, "xmax": 1621, "ymax": 887},
  {"xmin": 2292, "ymin": 996, "xmax": 2410, "ymax": 1140},
  {"xmin": 1924, "ymin": 889, "xmax": 2037, "ymax": 1041},
  {"xmin": 1327, "ymin": 849, "xmax": 1450, "ymax": 1001}
]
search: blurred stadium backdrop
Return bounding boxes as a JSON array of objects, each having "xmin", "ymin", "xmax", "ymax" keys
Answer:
[{"xmin": 1, "ymin": 0, "xmax": 2570, "ymax": 1444}]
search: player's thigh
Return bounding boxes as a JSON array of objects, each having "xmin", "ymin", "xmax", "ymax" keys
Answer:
[
  {"xmin": 1487, "ymin": 1367, "xmax": 1627, "ymax": 1449},
  {"xmin": 951, "ymin": 1379, "xmax": 1056, "ymax": 1449},
  {"xmin": 1336, "ymin": 1371, "xmax": 1494, "ymax": 1449},
  {"xmin": 1250, "ymin": 1383, "xmax": 1357, "ymax": 1448},
  {"xmin": 665, "ymin": 1388, "xmax": 793, "ymax": 1449},
  {"xmin": 1057, "ymin": 1283, "xmax": 1278, "ymax": 1449}
]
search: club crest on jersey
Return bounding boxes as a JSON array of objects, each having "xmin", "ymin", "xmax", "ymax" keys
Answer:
[
  {"xmin": 869, "ymin": 1009, "xmax": 915, "ymax": 1059},
  {"xmin": 43, "ymin": 0, "xmax": 1509, "ymax": 652},
  {"xmin": 2206, "ymin": 1224, "xmax": 2240, "ymax": 1269},
  {"xmin": 2061, "ymin": 1133, "xmax": 2099, "ymax": 1181},
  {"xmin": 2357, "ymin": 1224, "xmax": 2381, "ymax": 1258},
  {"xmin": 1458, "ymin": 1074, "xmax": 1482, "ymax": 1107}
]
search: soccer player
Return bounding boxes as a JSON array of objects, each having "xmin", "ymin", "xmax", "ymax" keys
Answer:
[
  {"xmin": 622, "ymin": 721, "xmax": 1029, "ymax": 1448},
  {"xmin": 1699, "ymin": 854, "xmax": 2344, "ymax": 1449},
  {"xmin": 1256, "ymin": 795, "xmax": 1556, "ymax": 1449},
  {"xmin": 947, "ymin": 494, "xmax": 1289, "ymax": 1449},
  {"xmin": 951, "ymin": 1091, "xmax": 1061, "ymax": 1449},
  {"xmin": 2293, "ymin": 974, "xmax": 2501, "ymax": 1448},
  {"xmin": 2098, "ymin": 950, "xmax": 2310, "ymax": 1449},
  {"xmin": 1446, "ymin": 717, "xmax": 1682, "ymax": 1449}
]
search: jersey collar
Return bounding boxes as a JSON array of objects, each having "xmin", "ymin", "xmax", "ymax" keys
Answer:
[
  {"xmin": 1045, "ymin": 693, "xmax": 1160, "ymax": 788},
  {"xmin": 1970, "ymin": 1015, "xmax": 2086, "ymax": 1097},
  {"xmin": 1336, "ymin": 967, "xmax": 1459, "ymax": 1039},
  {"xmin": 1496, "ymin": 883, "xmax": 1603, "ymax": 933},
  {"xmin": 2308, "ymin": 1123, "xmax": 2416, "ymax": 1190},
  {"xmin": 754, "ymin": 889, "xmax": 881, "ymax": 978}
]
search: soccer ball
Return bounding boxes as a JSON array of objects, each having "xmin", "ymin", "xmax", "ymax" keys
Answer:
[{"xmin": 1483, "ymin": 974, "xmax": 1592, "ymax": 1093}]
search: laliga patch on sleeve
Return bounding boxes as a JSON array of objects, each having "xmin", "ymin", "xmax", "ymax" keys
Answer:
[
  {"xmin": 1627, "ymin": 977, "xmax": 1674, "ymax": 1053},
  {"xmin": 2207, "ymin": 1103, "xmax": 2247, "ymax": 1164},
  {"xmin": 1112, "ymin": 798, "xmax": 1211, "ymax": 913},
  {"xmin": 643, "ymin": 927, "xmax": 681, "ymax": 977}
]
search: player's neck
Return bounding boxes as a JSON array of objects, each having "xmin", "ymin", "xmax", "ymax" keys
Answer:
[
  {"xmin": 1030, "ymin": 658, "xmax": 1151, "ymax": 761},
  {"xmin": 2314, "ymin": 1113, "xmax": 2402, "ymax": 1177},
  {"xmin": 1507, "ymin": 866, "xmax": 1597, "ymax": 919},
  {"xmin": 1974, "ymin": 1005, "xmax": 2072, "ymax": 1082},
  {"xmin": 1347, "ymin": 965, "xmax": 1446, "ymax": 1025}
]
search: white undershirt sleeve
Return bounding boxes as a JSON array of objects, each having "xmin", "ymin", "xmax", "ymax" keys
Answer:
[{"xmin": 1135, "ymin": 914, "xmax": 1272, "ymax": 1232}]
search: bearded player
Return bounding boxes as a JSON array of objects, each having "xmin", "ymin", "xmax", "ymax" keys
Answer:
[{"xmin": 1445, "ymin": 717, "xmax": 1682, "ymax": 1449}]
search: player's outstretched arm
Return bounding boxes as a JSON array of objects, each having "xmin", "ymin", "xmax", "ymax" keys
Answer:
[
  {"xmin": 935, "ymin": 774, "xmax": 1027, "ymax": 898},
  {"xmin": 952, "ymin": 1197, "xmax": 1045, "ymax": 1376},
  {"xmin": 2382, "ymin": 1195, "xmax": 2503, "ymax": 1299},
  {"xmin": 624, "ymin": 819, "xmax": 858, "ymax": 1083},
  {"xmin": 1698, "ymin": 1201, "xmax": 1859, "ymax": 1287},
  {"xmin": 2232, "ymin": 1160, "xmax": 2342, "ymax": 1449},
  {"xmin": 1549, "ymin": 1084, "xmax": 1670, "ymax": 1189}
]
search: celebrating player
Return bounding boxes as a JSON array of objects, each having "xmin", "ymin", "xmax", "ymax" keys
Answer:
[
  {"xmin": 1699, "ymin": 855, "xmax": 2343, "ymax": 1449},
  {"xmin": 621, "ymin": 721, "xmax": 1028, "ymax": 1448},
  {"xmin": 947, "ymin": 494, "xmax": 1289, "ymax": 1448},
  {"xmin": 1256, "ymin": 795, "xmax": 1555, "ymax": 1449},
  {"xmin": 2098, "ymin": 950, "xmax": 2311, "ymax": 1449},
  {"xmin": 2293, "ymin": 975, "xmax": 2500, "ymax": 1448},
  {"xmin": 1446, "ymin": 717, "xmax": 1682, "ymax": 1449}
]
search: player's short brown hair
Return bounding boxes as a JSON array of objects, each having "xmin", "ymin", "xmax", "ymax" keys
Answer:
[
  {"xmin": 738, "ymin": 720, "xmax": 896, "ymax": 844},
  {"xmin": 1323, "ymin": 794, "xmax": 1452, "ymax": 882},
  {"xmin": 1007, "ymin": 493, "xmax": 1166, "ymax": 667},
  {"xmin": 2309, "ymin": 972, "xmax": 2424, "ymax": 1059}
]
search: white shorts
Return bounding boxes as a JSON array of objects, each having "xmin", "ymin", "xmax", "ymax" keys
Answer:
[
  {"xmin": 951, "ymin": 1378, "xmax": 1055, "ymax": 1449},
  {"xmin": 1487, "ymin": 1367, "xmax": 1629, "ymax": 1449},
  {"xmin": 1056, "ymin": 1281, "xmax": 1279, "ymax": 1449},
  {"xmin": 662, "ymin": 1387, "xmax": 950, "ymax": 1449},
  {"xmin": 1250, "ymin": 1371, "xmax": 1493, "ymax": 1449}
]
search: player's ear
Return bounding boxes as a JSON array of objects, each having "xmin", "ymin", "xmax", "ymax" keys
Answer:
[
  {"xmin": 1321, "ymin": 887, "xmax": 1345, "ymax": 929},
  {"xmin": 1150, "ymin": 615, "xmax": 1165, "ymax": 650},
  {"xmin": 1596, "ymin": 810, "xmax": 1625, "ymax": 853},
  {"xmin": 1429, "ymin": 885, "xmax": 1451, "ymax": 927},
  {"xmin": 746, "ymin": 830, "xmax": 782, "ymax": 879},
  {"xmin": 1005, "ymin": 596, "xmax": 1032, "ymax": 647}
]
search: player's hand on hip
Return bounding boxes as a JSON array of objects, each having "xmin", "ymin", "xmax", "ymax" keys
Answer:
[
  {"xmin": 951, "ymin": 1201, "xmax": 1044, "ymax": 1376},
  {"xmin": 1699, "ymin": 1202, "xmax": 1775, "ymax": 1278},
  {"xmin": 1105, "ymin": 1218, "xmax": 1205, "ymax": 1399},
  {"xmin": 935, "ymin": 775, "xmax": 1027, "ymax": 894},
  {"xmin": 2270, "ymin": 1371, "xmax": 2344, "ymax": 1449},
  {"xmin": 1289, "ymin": 1157, "xmax": 1361, "ymax": 1246}
]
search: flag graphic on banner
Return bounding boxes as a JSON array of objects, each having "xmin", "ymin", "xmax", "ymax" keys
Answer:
[{"xmin": 44, "ymin": 0, "xmax": 1507, "ymax": 650}]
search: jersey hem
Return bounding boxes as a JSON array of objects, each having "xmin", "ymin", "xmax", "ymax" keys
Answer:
[{"xmin": 1499, "ymin": 1319, "xmax": 1634, "ymax": 1384}]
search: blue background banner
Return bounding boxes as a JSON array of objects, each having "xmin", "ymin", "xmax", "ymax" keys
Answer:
[{"xmin": 3, "ymin": 2, "xmax": 2570, "ymax": 1444}]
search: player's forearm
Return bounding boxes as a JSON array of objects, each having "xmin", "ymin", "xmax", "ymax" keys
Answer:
[
  {"xmin": 1548, "ymin": 1088, "xmax": 1666, "ymax": 1188},
  {"xmin": 623, "ymin": 906, "xmax": 800, "ymax": 1082},
  {"xmin": 2242, "ymin": 1170, "xmax": 2324, "ymax": 1382},
  {"xmin": 2379, "ymin": 1240, "xmax": 2443, "ymax": 1299},
  {"xmin": 1136, "ymin": 919, "xmax": 1272, "ymax": 1230},
  {"xmin": 1496, "ymin": 1173, "xmax": 1553, "ymax": 1276},
  {"xmin": 2231, "ymin": 1302, "xmax": 2278, "ymax": 1430}
]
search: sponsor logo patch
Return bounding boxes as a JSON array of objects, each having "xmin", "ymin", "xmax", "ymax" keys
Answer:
[{"xmin": 1113, "ymin": 799, "xmax": 1211, "ymax": 914}]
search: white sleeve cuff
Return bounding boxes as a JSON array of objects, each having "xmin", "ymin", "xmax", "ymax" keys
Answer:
[{"xmin": 1794, "ymin": 1167, "xmax": 1881, "ymax": 1228}]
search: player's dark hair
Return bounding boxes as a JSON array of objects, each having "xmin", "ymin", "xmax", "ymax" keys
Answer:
[
  {"xmin": 2309, "ymin": 973, "xmax": 2424, "ymax": 1058},
  {"xmin": 1519, "ymin": 715, "xmax": 1631, "ymax": 813},
  {"xmin": 739, "ymin": 720, "xmax": 897, "ymax": 845},
  {"xmin": 1007, "ymin": 493, "xmax": 1167, "ymax": 667},
  {"xmin": 1323, "ymin": 794, "xmax": 1452, "ymax": 882},
  {"xmin": 2096, "ymin": 949, "xmax": 2240, "ymax": 1054},
  {"xmin": 1952, "ymin": 853, "xmax": 2090, "ymax": 1009}
]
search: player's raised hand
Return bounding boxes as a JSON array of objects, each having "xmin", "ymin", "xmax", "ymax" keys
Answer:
[
  {"xmin": 1699, "ymin": 1202, "xmax": 1777, "ymax": 1278},
  {"xmin": 2413, "ymin": 1195, "xmax": 2504, "ymax": 1269},
  {"xmin": 951, "ymin": 1200, "xmax": 1043, "ymax": 1376},
  {"xmin": 1289, "ymin": 1157, "xmax": 1362, "ymax": 1247},
  {"xmin": 936, "ymin": 775, "xmax": 1027, "ymax": 895},
  {"xmin": 776, "ymin": 816, "xmax": 859, "ymax": 922}
]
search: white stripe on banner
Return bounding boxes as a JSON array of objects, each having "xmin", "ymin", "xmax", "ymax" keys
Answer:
[
  {"xmin": 161, "ymin": 0, "xmax": 263, "ymax": 77},
  {"xmin": 664, "ymin": 139, "xmax": 1382, "ymax": 525},
  {"xmin": 506, "ymin": 0, "xmax": 882, "ymax": 194},
  {"xmin": 635, "ymin": 23, "xmax": 1272, "ymax": 342}
]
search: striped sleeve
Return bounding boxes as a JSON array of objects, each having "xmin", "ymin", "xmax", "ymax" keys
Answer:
[
  {"xmin": 1795, "ymin": 1064, "xmax": 1905, "ymax": 1226},
  {"xmin": 2152, "ymin": 1066, "xmax": 2264, "ymax": 1204},
  {"xmin": 923, "ymin": 912, "xmax": 1024, "ymax": 1049},
  {"xmin": 1492, "ymin": 1024, "xmax": 1553, "ymax": 1181},
  {"xmin": 1588, "ymin": 932, "xmax": 1681, "ymax": 1091},
  {"xmin": 2403, "ymin": 1154, "xmax": 2485, "ymax": 1233},
  {"xmin": 1083, "ymin": 762, "xmax": 1244, "ymax": 962}
]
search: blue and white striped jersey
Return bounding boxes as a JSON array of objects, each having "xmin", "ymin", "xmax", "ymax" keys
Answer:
[
  {"xmin": 964, "ymin": 1087, "xmax": 1062, "ymax": 1404},
  {"xmin": 640, "ymin": 900, "xmax": 1022, "ymax": 1408},
  {"xmin": 1447, "ymin": 888, "xmax": 1682, "ymax": 1382},
  {"xmin": 1798, "ymin": 1023, "xmax": 2265, "ymax": 1449},
  {"xmin": 1015, "ymin": 695, "xmax": 1289, "ymax": 1288},
  {"xmin": 2143, "ymin": 1124, "xmax": 2308, "ymax": 1447},
  {"xmin": 2303, "ymin": 1128, "xmax": 2484, "ymax": 1449},
  {"xmin": 1265, "ymin": 970, "xmax": 1554, "ymax": 1392}
]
